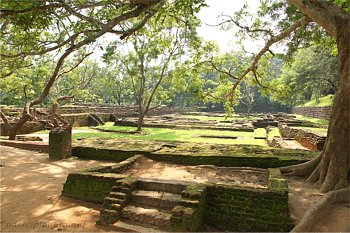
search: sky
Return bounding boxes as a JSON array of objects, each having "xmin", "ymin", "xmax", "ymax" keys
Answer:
[{"xmin": 196, "ymin": 0, "xmax": 262, "ymax": 53}]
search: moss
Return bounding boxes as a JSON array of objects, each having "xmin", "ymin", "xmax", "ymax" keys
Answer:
[
  {"xmin": 268, "ymin": 168, "xmax": 288, "ymax": 191},
  {"xmin": 62, "ymin": 172, "xmax": 126, "ymax": 203},
  {"xmin": 204, "ymin": 183, "xmax": 293, "ymax": 232}
]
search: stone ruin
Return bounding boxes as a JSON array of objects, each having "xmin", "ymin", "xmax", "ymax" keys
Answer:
[
  {"xmin": 252, "ymin": 112, "xmax": 303, "ymax": 128},
  {"xmin": 278, "ymin": 123, "xmax": 326, "ymax": 151},
  {"xmin": 49, "ymin": 125, "xmax": 72, "ymax": 159},
  {"xmin": 62, "ymin": 154, "xmax": 293, "ymax": 232},
  {"xmin": 113, "ymin": 114, "xmax": 255, "ymax": 132}
]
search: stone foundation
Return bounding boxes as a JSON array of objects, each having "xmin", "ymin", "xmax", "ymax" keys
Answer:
[
  {"xmin": 62, "ymin": 157, "xmax": 293, "ymax": 232},
  {"xmin": 205, "ymin": 169, "xmax": 293, "ymax": 232},
  {"xmin": 279, "ymin": 123, "xmax": 326, "ymax": 151}
]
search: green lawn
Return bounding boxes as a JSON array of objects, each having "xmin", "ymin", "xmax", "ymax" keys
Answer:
[
  {"xmin": 292, "ymin": 126, "xmax": 328, "ymax": 135},
  {"xmin": 267, "ymin": 127, "xmax": 281, "ymax": 140},
  {"xmin": 293, "ymin": 114, "xmax": 329, "ymax": 127},
  {"xmin": 72, "ymin": 122, "xmax": 267, "ymax": 146},
  {"xmin": 297, "ymin": 94, "xmax": 333, "ymax": 107}
]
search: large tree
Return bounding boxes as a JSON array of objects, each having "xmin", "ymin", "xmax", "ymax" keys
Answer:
[
  {"xmin": 217, "ymin": 0, "xmax": 349, "ymax": 231},
  {"xmin": 0, "ymin": 0, "xmax": 204, "ymax": 139},
  {"xmin": 104, "ymin": 6, "xmax": 202, "ymax": 131},
  {"xmin": 280, "ymin": 1, "xmax": 349, "ymax": 230}
]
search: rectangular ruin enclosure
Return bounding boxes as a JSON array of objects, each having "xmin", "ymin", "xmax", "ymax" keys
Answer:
[{"xmin": 62, "ymin": 155, "xmax": 293, "ymax": 232}]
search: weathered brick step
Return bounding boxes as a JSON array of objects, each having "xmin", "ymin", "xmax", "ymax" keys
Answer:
[
  {"xmin": 131, "ymin": 190, "xmax": 199, "ymax": 210},
  {"xmin": 137, "ymin": 177, "xmax": 194, "ymax": 194},
  {"xmin": 122, "ymin": 205, "xmax": 172, "ymax": 230},
  {"xmin": 112, "ymin": 219, "xmax": 163, "ymax": 233},
  {"xmin": 111, "ymin": 186, "xmax": 132, "ymax": 193},
  {"xmin": 104, "ymin": 197, "xmax": 125, "ymax": 205},
  {"xmin": 109, "ymin": 191, "xmax": 127, "ymax": 199}
]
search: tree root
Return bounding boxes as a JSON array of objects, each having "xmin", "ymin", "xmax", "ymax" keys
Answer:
[
  {"xmin": 291, "ymin": 187, "xmax": 350, "ymax": 232},
  {"xmin": 280, "ymin": 153, "xmax": 322, "ymax": 176}
]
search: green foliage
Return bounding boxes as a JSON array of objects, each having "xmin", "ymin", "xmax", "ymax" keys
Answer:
[
  {"xmin": 270, "ymin": 46, "xmax": 338, "ymax": 106},
  {"xmin": 102, "ymin": 3, "xmax": 204, "ymax": 116},
  {"xmin": 0, "ymin": 55, "xmax": 53, "ymax": 105}
]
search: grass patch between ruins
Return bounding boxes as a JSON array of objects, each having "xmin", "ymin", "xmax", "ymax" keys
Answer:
[
  {"xmin": 293, "ymin": 114, "xmax": 329, "ymax": 127},
  {"xmin": 73, "ymin": 122, "xmax": 267, "ymax": 146},
  {"xmin": 180, "ymin": 114, "xmax": 257, "ymax": 122}
]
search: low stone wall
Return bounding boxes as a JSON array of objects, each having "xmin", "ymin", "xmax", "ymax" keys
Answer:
[
  {"xmin": 0, "ymin": 121, "xmax": 46, "ymax": 136},
  {"xmin": 291, "ymin": 106, "xmax": 332, "ymax": 119},
  {"xmin": 204, "ymin": 168, "xmax": 293, "ymax": 232},
  {"xmin": 62, "ymin": 155, "xmax": 142, "ymax": 203},
  {"xmin": 72, "ymin": 147, "xmax": 147, "ymax": 161},
  {"xmin": 62, "ymin": 172, "xmax": 126, "ymax": 203},
  {"xmin": 147, "ymin": 153, "xmax": 309, "ymax": 169},
  {"xmin": 279, "ymin": 123, "xmax": 326, "ymax": 151},
  {"xmin": 0, "ymin": 140, "xmax": 49, "ymax": 153}
]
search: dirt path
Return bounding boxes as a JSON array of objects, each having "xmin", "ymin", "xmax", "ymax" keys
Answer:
[{"xmin": 0, "ymin": 146, "xmax": 115, "ymax": 232}]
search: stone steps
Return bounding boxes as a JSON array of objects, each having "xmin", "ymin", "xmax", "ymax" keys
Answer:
[
  {"xmin": 122, "ymin": 205, "xmax": 172, "ymax": 230},
  {"xmin": 131, "ymin": 190, "xmax": 199, "ymax": 211},
  {"xmin": 112, "ymin": 219, "xmax": 164, "ymax": 232},
  {"xmin": 137, "ymin": 177, "xmax": 192, "ymax": 194},
  {"xmin": 98, "ymin": 177, "xmax": 205, "ymax": 231}
]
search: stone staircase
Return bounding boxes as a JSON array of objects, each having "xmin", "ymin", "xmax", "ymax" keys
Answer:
[
  {"xmin": 97, "ymin": 177, "xmax": 207, "ymax": 232},
  {"xmin": 88, "ymin": 113, "xmax": 105, "ymax": 126}
]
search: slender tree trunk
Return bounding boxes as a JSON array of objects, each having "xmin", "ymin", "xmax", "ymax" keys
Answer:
[
  {"xmin": 281, "ymin": 20, "xmax": 350, "ymax": 192},
  {"xmin": 137, "ymin": 112, "xmax": 145, "ymax": 132},
  {"xmin": 8, "ymin": 128, "xmax": 17, "ymax": 140}
]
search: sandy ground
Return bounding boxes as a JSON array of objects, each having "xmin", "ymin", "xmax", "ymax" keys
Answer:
[
  {"xmin": 1, "ymin": 146, "xmax": 349, "ymax": 232},
  {"xmin": 286, "ymin": 176, "xmax": 350, "ymax": 232},
  {"xmin": 126, "ymin": 157, "xmax": 267, "ymax": 188},
  {"xmin": 0, "ymin": 146, "xmax": 116, "ymax": 232}
]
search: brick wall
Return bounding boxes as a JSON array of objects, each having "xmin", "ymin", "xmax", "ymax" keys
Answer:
[
  {"xmin": 291, "ymin": 106, "xmax": 332, "ymax": 119},
  {"xmin": 204, "ymin": 169, "xmax": 293, "ymax": 232}
]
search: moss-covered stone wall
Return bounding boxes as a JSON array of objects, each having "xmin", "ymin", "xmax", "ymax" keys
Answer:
[
  {"xmin": 62, "ymin": 172, "xmax": 126, "ymax": 203},
  {"xmin": 204, "ymin": 169, "xmax": 293, "ymax": 232},
  {"xmin": 72, "ymin": 147, "xmax": 146, "ymax": 161},
  {"xmin": 147, "ymin": 153, "xmax": 308, "ymax": 168}
]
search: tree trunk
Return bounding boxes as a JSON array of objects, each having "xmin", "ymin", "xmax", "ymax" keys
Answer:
[
  {"xmin": 137, "ymin": 113, "xmax": 145, "ymax": 132},
  {"xmin": 281, "ymin": 19, "xmax": 350, "ymax": 192},
  {"xmin": 8, "ymin": 128, "xmax": 17, "ymax": 140}
]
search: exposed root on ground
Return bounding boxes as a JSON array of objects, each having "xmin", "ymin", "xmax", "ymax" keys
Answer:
[
  {"xmin": 291, "ymin": 187, "xmax": 350, "ymax": 232},
  {"xmin": 280, "ymin": 153, "xmax": 322, "ymax": 176}
]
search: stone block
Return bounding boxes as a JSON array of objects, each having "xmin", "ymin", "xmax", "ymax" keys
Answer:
[{"xmin": 49, "ymin": 125, "xmax": 72, "ymax": 159}]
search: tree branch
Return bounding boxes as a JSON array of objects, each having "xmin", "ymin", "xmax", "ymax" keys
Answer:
[{"xmin": 226, "ymin": 16, "xmax": 312, "ymax": 98}]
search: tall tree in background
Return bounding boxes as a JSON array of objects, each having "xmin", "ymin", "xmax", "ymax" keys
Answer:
[
  {"xmin": 104, "ymin": 6, "xmax": 202, "ymax": 131},
  {"xmin": 271, "ymin": 45, "xmax": 338, "ymax": 106},
  {"xmin": 0, "ymin": 0, "xmax": 205, "ymax": 139}
]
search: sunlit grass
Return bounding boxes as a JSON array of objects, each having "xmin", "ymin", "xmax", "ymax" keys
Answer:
[
  {"xmin": 74, "ymin": 122, "xmax": 267, "ymax": 146},
  {"xmin": 293, "ymin": 114, "xmax": 329, "ymax": 127},
  {"xmin": 292, "ymin": 126, "xmax": 328, "ymax": 135},
  {"xmin": 297, "ymin": 94, "xmax": 333, "ymax": 107},
  {"xmin": 267, "ymin": 127, "xmax": 281, "ymax": 140}
]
